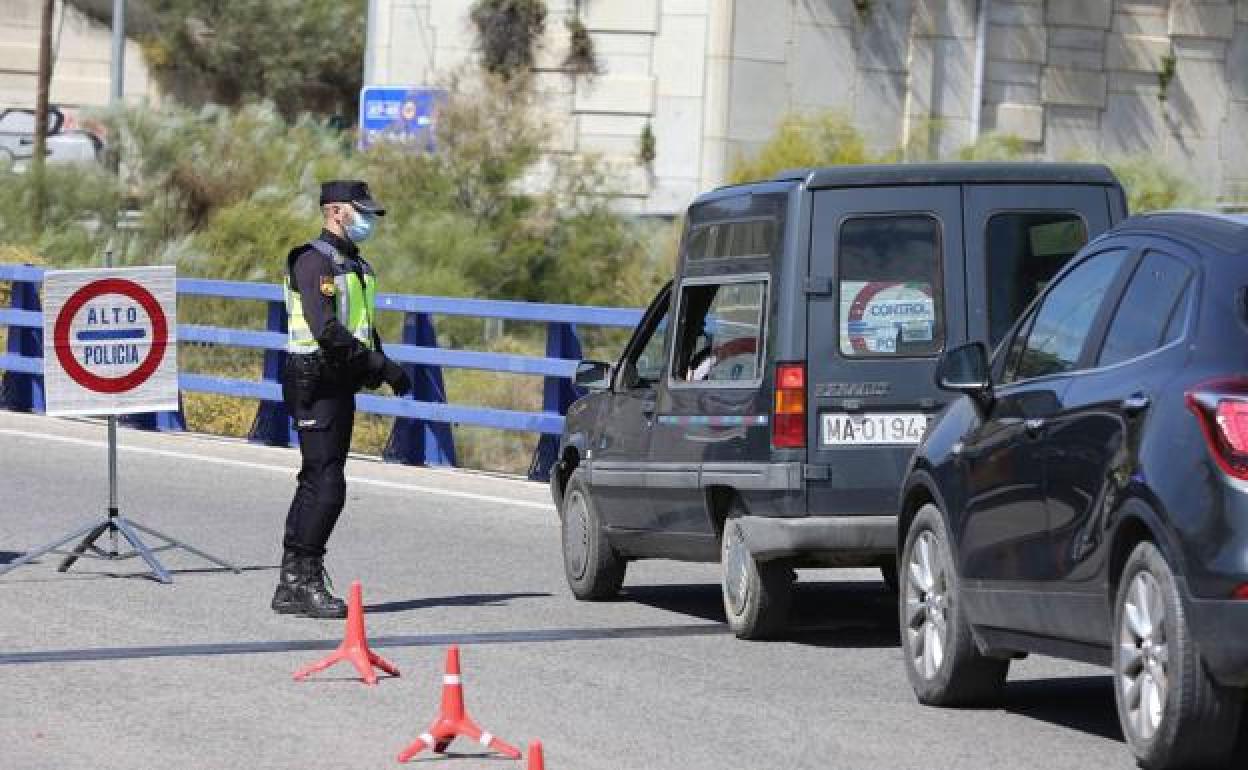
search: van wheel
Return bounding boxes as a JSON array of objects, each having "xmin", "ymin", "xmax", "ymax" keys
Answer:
[
  {"xmin": 900, "ymin": 503, "xmax": 1008, "ymax": 706},
  {"xmin": 1113, "ymin": 542, "xmax": 1242, "ymax": 770},
  {"xmin": 560, "ymin": 469, "xmax": 626, "ymax": 600},
  {"xmin": 720, "ymin": 511, "xmax": 793, "ymax": 640}
]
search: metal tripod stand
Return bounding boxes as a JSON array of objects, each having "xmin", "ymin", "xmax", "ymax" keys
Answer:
[{"xmin": 0, "ymin": 417, "xmax": 240, "ymax": 584}]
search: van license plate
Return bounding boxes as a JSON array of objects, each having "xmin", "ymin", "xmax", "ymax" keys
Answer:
[{"xmin": 820, "ymin": 413, "xmax": 929, "ymax": 446}]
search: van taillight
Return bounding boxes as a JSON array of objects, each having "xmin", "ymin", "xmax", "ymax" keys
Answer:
[
  {"xmin": 773, "ymin": 363, "xmax": 806, "ymax": 449},
  {"xmin": 1186, "ymin": 380, "xmax": 1248, "ymax": 480}
]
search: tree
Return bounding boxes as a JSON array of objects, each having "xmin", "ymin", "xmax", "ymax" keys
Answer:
[
  {"xmin": 470, "ymin": 0, "xmax": 547, "ymax": 79},
  {"xmin": 137, "ymin": 0, "xmax": 366, "ymax": 121}
]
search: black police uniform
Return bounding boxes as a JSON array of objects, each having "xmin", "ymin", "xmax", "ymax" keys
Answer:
[{"xmin": 272, "ymin": 180, "xmax": 411, "ymax": 618}]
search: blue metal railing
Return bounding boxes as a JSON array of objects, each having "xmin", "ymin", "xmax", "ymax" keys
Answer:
[{"xmin": 0, "ymin": 264, "xmax": 644, "ymax": 480}]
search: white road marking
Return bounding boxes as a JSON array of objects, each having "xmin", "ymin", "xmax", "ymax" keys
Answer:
[{"xmin": 0, "ymin": 428, "xmax": 556, "ymax": 512}]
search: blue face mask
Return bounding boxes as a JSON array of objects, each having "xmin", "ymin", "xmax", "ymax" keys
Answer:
[{"xmin": 345, "ymin": 209, "xmax": 376, "ymax": 243}]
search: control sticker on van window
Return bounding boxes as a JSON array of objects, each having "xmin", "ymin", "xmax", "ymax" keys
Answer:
[{"xmin": 841, "ymin": 281, "xmax": 935, "ymax": 355}]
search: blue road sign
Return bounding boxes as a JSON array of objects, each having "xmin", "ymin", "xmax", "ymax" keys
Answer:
[{"xmin": 358, "ymin": 86, "xmax": 446, "ymax": 150}]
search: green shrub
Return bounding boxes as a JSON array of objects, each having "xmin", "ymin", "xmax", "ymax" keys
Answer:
[
  {"xmin": 728, "ymin": 112, "xmax": 871, "ymax": 184},
  {"xmin": 1108, "ymin": 155, "xmax": 1206, "ymax": 213},
  {"xmin": 0, "ymin": 165, "xmax": 122, "ymax": 264}
]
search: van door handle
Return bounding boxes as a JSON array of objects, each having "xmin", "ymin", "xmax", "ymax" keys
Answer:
[
  {"xmin": 1024, "ymin": 418, "xmax": 1046, "ymax": 437},
  {"xmin": 1123, "ymin": 394, "xmax": 1150, "ymax": 415}
]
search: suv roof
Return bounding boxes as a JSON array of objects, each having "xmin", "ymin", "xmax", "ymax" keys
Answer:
[
  {"xmin": 1109, "ymin": 210, "xmax": 1248, "ymax": 255},
  {"xmin": 768, "ymin": 162, "xmax": 1118, "ymax": 189}
]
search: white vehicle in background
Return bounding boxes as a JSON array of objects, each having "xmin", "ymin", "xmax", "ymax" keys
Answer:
[{"xmin": 0, "ymin": 106, "xmax": 104, "ymax": 171}]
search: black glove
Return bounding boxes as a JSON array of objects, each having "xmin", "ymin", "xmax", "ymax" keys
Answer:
[{"xmin": 381, "ymin": 358, "xmax": 413, "ymax": 396}]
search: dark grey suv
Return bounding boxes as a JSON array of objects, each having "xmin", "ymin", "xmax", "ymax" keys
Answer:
[
  {"xmin": 899, "ymin": 211, "xmax": 1248, "ymax": 768},
  {"xmin": 552, "ymin": 163, "xmax": 1126, "ymax": 639}
]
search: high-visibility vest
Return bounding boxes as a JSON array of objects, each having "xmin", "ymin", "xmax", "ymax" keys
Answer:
[{"xmin": 285, "ymin": 239, "xmax": 378, "ymax": 354}]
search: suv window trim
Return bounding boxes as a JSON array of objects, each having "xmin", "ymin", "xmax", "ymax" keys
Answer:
[
  {"xmin": 995, "ymin": 246, "xmax": 1135, "ymax": 386},
  {"xmin": 666, "ymin": 272, "xmax": 771, "ymax": 391},
  {"xmin": 834, "ymin": 211, "xmax": 947, "ymax": 360}
]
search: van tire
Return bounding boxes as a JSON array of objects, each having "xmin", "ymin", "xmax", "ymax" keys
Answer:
[
  {"xmin": 560, "ymin": 469, "xmax": 626, "ymax": 600},
  {"xmin": 900, "ymin": 503, "xmax": 1008, "ymax": 706},
  {"xmin": 721, "ymin": 509, "xmax": 794, "ymax": 640},
  {"xmin": 1112, "ymin": 541, "xmax": 1242, "ymax": 770}
]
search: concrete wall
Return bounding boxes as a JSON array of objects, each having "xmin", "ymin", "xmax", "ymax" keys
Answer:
[
  {"xmin": 0, "ymin": 0, "xmax": 158, "ymax": 112},
  {"xmin": 369, "ymin": 0, "xmax": 1248, "ymax": 212},
  {"xmin": 983, "ymin": 0, "xmax": 1248, "ymax": 204}
]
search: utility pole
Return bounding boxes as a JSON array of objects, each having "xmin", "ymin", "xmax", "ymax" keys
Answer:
[
  {"xmin": 32, "ymin": 0, "xmax": 55, "ymax": 235},
  {"xmin": 111, "ymin": 0, "xmax": 125, "ymax": 103}
]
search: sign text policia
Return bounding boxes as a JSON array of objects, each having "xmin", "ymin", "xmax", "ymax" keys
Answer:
[{"xmin": 42, "ymin": 267, "xmax": 179, "ymax": 417}]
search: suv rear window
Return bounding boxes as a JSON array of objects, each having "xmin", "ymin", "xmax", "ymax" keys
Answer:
[
  {"xmin": 986, "ymin": 211, "xmax": 1088, "ymax": 346},
  {"xmin": 671, "ymin": 278, "xmax": 767, "ymax": 384},
  {"xmin": 838, "ymin": 215, "xmax": 943, "ymax": 357},
  {"xmin": 1097, "ymin": 251, "xmax": 1192, "ymax": 366}
]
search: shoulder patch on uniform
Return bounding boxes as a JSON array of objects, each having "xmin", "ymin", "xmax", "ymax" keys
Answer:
[{"xmin": 319, "ymin": 276, "xmax": 337, "ymax": 297}]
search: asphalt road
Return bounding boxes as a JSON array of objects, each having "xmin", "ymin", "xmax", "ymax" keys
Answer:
[{"xmin": 0, "ymin": 409, "xmax": 1185, "ymax": 769}]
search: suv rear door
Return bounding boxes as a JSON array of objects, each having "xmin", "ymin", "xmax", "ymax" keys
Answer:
[{"xmin": 807, "ymin": 187, "xmax": 966, "ymax": 516}]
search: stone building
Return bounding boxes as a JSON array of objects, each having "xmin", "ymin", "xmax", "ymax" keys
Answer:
[
  {"xmin": 368, "ymin": 0, "xmax": 1248, "ymax": 214},
  {"xmin": 0, "ymin": 0, "xmax": 158, "ymax": 111}
]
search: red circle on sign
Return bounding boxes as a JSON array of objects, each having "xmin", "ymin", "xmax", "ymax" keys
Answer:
[{"xmin": 52, "ymin": 278, "xmax": 168, "ymax": 394}]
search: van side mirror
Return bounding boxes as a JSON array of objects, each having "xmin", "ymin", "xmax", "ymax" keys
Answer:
[
  {"xmin": 937, "ymin": 343, "xmax": 993, "ymax": 402},
  {"xmin": 574, "ymin": 360, "xmax": 613, "ymax": 391}
]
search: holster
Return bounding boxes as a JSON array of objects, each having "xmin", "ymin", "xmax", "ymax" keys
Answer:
[{"xmin": 284, "ymin": 353, "xmax": 336, "ymax": 431}]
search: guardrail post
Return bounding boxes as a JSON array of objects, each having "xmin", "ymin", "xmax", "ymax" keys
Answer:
[
  {"xmin": 383, "ymin": 312, "xmax": 456, "ymax": 466},
  {"xmin": 248, "ymin": 300, "xmax": 296, "ymax": 446},
  {"xmin": 528, "ymin": 322, "xmax": 584, "ymax": 482},
  {"xmin": 0, "ymin": 276, "xmax": 45, "ymax": 413}
]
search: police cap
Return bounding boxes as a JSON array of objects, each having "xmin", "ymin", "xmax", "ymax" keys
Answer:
[{"xmin": 319, "ymin": 179, "xmax": 386, "ymax": 216}]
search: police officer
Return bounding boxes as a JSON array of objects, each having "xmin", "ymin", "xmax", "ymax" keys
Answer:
[{"xmin": 272, "ymin": 180, "xmax": 412, "ymax": 618}]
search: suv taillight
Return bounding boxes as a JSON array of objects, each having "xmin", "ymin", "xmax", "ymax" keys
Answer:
[
  {"xmin": 1185, "ymin": 379, "xmax": 1248, "ymax": 480},
  {"xmin": 773, "ymin": 363, "xmax": 806, "ymax": 449}
]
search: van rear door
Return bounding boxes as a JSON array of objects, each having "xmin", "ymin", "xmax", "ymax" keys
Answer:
[
  {"xmin": 806, "ymin": 187, "xmax": 966, "ymax": 517},
  {"xmin": 963, "ymin": 184, "xmax": 1114, "ymax": 349}
]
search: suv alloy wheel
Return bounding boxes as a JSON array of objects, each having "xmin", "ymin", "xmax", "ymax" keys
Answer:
[
  {"xmin": 900, "ymin": 503, "xmax": 1008, "ymax": 705},
  {"xmin": 1112, "ymin": 541, "xmax": 1242, "ymax": 769}
]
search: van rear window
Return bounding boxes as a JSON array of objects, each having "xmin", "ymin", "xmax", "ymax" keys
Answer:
[
  {"xmin": 838, "ymin": 215, "xmax": 943, "ymax": 357},
  {"xmin": 986, "ymin": 211, "xmax": 1088, "ymax": 346}
]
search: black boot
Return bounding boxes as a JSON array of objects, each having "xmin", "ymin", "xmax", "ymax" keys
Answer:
[
  {"xmin": 271, "ymin": 550, "xmax": 303, "ymax": 615},
  {"xmin": 294, "ymin": 556, "xmax": 347, "ymax": 619}
]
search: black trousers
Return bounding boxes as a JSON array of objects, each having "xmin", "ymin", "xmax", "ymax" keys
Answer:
[{"xmin": 282, "ymin": 377, "xmax": 356, "ymax": 558}]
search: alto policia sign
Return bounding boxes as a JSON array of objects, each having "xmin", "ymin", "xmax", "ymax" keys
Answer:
[{"xmin": 42, "ymin": 266, "xmax": 178, "ymax": 417}]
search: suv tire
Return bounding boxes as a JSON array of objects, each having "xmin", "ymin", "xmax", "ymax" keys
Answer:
[
  {"xmin": 1112, "ymin": 541, "xmax": 1242, "ymax": 770},
  {"xmin": 900, "ymin": 503, "xmax": 1008, "ymax": 706},
  {"xmin": 560, "ymin": 469, "xmax": 626, "ymax": 600},
  {"xmin": 721, "ymin": 507, "xmax": 794, "ymax": 640}
]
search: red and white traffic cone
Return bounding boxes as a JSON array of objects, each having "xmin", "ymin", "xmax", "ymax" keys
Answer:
[
  {"xmin": 527, "ymin": 740, "xmax": 546, "ymax": 769},
  {"xmin": 396, "ymin": 646, "xmax": 522, "ymax": 762},
  {"xmin": 292, "ymin": 581, "xmax": 399, "ymax": 686}
]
